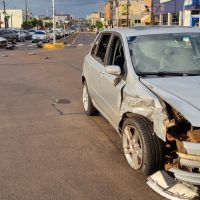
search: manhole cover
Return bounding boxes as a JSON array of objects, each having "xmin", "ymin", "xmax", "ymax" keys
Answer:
[{"xmin": 53, "ymin": 99, "xmax": 71, "ymax": 104}]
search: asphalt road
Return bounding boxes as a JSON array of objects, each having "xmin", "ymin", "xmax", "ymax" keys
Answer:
[
  {"xmin": 73, "ymin": 32, "xmax": 96, "ymax": 45},
  {"xmin": 0, "ymin": 33, "xmax": 164, "ymax": 200}
]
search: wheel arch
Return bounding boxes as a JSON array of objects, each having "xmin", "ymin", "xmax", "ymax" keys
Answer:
[{"xmin": 119, "ymin": 112, "xmax": 153, "ymax": 135}]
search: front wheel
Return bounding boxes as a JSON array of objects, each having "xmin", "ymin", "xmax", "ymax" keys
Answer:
[
  {"xmin": 122, "ymin": 117, "xmax": 164, "ymax": 175},
  {"xmin": 82, "ymin": 82, "xmax": 98, "ymax": 116}
]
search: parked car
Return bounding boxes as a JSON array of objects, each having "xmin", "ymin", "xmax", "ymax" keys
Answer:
[
  {"xmin": 82, "ymin": 27, "xmax": 200, "ymax": 199},
  {"xmin": 46, "ymin": 29, "xmax": 54, "ymax": 40},
  {"xmin": 13, "ymin": 29, "xmax": 27, "ymax": 42},
  {"xmin": 24, "ymin": 30, "xmax": 31, "ymax": 40},
  {"xmin": 0, "ymin": 36, "xmax": 7, "ymax": 48},
  {"xmin": 32, "ymin": 30, "xmax": 50, "ymax": 43},
  {"xmin": 65, "ymin": 29, "xmax": 74, "ymax": 35},
  {"xmin": 55, "ymin": 29, "xmax": 64, "ymax": 39},
  {"xmin": 28, "ymin": 29, "xmax": 36, "ymax": 39},
  {"xmin": 0, "ymin": 29, "xmax": 18, "ymax": 44}
]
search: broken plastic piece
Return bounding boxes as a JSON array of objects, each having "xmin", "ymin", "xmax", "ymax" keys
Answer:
[
  {"xmin": 147, "ymin": 171, "xmax": 199, "ymax": 200},
  {"xmin": 169, "ymin": 168, "xmax": 200, "ymax": 186}
]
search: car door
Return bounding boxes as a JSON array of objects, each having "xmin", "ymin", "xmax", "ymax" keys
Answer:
[
  {"xmin": 86, "ymin": 33, "xmax": 112, "ymax": 106},
  {"xmin": 99, "ymin": 35, "xmax": 127, "ymax": 124}
]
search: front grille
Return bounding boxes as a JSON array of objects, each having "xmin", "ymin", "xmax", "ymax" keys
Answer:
[{"xmin": 0, "ymin": 41, "xmax": 7, "ymax": 45}]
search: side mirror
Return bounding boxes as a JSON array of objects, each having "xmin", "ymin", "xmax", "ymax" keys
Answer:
[{"xmin": 105, "ymin": 65, "xmax": 121, "ymax": 76}]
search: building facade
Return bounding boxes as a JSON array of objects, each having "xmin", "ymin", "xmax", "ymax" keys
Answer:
[
  {"xmin": 0, "ymin": 9, "xmax": 24, "ymax": 29},
  {"xmin": 55, "ymin": 14, "xmax": 71, "ymax": 26},
  {"xmin": 87, "ymin": 12, "xmax": 104, "ymax": 27},
  {"xmin": 154, "ymin": 0, "xmax": 200, "ymax": 27},
  {"xmin": 129, "ymin": 0, "xmax": 152, "ymax": 26},
  {"xmin": 105, "ymin": 1, "xmax": 113, "ymax": 27},
  {"xmin": 105, "ymin": 0, "xmax": 152, "ymax": 27}
]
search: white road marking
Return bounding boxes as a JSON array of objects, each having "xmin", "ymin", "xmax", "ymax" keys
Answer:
[
  {"xmin": 27, "ymin": 44, "xmax": 37, "ymax": 47},
  {"xmin": 16, "ymin": 43, "xmax": 25, "ymax": 47},
  {"xmin": 72, "ymin": 32, "xmax": 80, "ymax": 45}
]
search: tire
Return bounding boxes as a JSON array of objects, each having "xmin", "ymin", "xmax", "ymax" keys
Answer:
[
  {"xmin": 12, "ymin": 38, "xmax": 17, "ymax": 44},
  {"xmin": 122, "ymin": 117, "xmax": 164, "ymax": 175},
  {"xmin": 82, "ymin": 82, "xmax": 98, "ymax": 116}
]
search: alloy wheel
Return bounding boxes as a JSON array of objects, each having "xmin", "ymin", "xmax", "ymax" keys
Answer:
[{"xmin": 123, "ymin": 125, "xmax": 143, "ymax": 170}]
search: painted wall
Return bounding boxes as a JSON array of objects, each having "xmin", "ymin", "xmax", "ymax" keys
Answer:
[
  {"xmin": 0, "ymin": 9, "xmax": 23, "ymax": 28},
  {"xmin": 154, "ymin": 0, "xmax": 185, "ymax": 14}
]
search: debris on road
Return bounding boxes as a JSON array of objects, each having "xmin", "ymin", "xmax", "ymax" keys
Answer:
[
  {"xmin": 37, "ymin": 42, "xmax": 43, "ymax": 48},
  {"xmin": 2, "ymin": 54, "xmax": 8, "ymax": 58},
  {"xmin": 27, "ymin": 52, "xmax": 36, "ymax": 55},
  {"xmin": 5, "ymin": 45, "xmax": 16, "ymax": 50},
  {"xmin": 147, "ymin": 171, "xmax": 199, "ymax": 200}
]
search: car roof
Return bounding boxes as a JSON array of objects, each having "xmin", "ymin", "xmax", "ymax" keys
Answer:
[{"xmin": 103, "ymin": 26, "xmax": 200, "ymax": 37}]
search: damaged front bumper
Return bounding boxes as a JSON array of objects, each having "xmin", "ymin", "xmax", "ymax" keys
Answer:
[
  {"xmin": 147, "ymin": 171, "xmax": 199, "ymax": 200},
  {"xmin": 148, "ymin": 142, "xmax": 200, "ymax": 199}
]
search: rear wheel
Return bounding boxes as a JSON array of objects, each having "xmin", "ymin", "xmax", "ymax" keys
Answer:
[
  {"xmin": 82, "ymin": 82, "xmax": 98, "ymax": 116},
  {"xmin": 12, "ymin": 38, "xmax": 17, "ymax": 44},
  {"xmin": 122, "ymin": 117, "xmax": 164, "ymax": 175}
]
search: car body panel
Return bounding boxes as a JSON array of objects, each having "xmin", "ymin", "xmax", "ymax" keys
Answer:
[
  {"xmin": 0, "ymin": 30, "xmax": 18, "ymax": 42},
  {"xmin": 0, "ymin": 36, "xmax": 7, "ymax": 47},
  {"xmin": 32, "ymin": 31, "xmax": 49, "ymax": 42},
  {"xmin": 141, "ymin": 76, "xmax": 200, "ymax": 127}
]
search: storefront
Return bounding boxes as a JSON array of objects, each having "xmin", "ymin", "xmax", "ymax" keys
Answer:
[
  {"xmin": 154, "ymin": 0, "xmax": 200, "ymax": 26},
  {"xmin": 184, "ymin": 0, "xmax": 200, "ymax": 26},
  {"xmin": 154, "ymin": 0, "xmax": 185, "ymax": 26}
]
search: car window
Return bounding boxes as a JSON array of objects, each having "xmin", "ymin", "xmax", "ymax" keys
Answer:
[
  {"xmin": 107, "ymin": 36, "xmax": 125, "ymax": 74},
  {"xmin": 91, "ymin": 35, "xmax": 101, "ymax": 56},
  {"xmin": 96, "ymin": 34, "xmax": 111, "ymax": 63},
  {"xmin": 128, "ymin": 33, "xmax": 200, "ymax": 74},
  {"xmin": 35, "ymin": 32, "xmax": 45, "ymax": 35}
]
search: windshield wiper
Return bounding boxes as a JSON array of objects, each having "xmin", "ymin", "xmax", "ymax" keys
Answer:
[{"xmin": 137, "ymin": 71, "xmax": 200, "ymax": 77}]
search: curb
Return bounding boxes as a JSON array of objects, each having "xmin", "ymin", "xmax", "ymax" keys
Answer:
[{"xmin": 43, "ymin": 43, "xmax": 65, "ymax": 49}]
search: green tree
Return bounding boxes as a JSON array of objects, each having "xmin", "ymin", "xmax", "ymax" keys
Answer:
[
  {"xmin": 36, "ymin": 19, "xmax": 43, "ymax": 29},
  {"xmin": 44, "ymin": 22, "xmax": 53, "ymax": 28},
  {"xmin": 22, "ymin": 18, "xmax": 38, "ymax": 29},
  {"xmin": 95, "ymin": 21, "xmax": 103, "ymax": 30}
]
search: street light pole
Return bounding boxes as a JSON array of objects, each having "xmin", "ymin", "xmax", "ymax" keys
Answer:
[
  {"xmin": 25, "ymin": 0, "xmax": 28, "ymax": 21},
  {"xmin": 150, "ymin": 0, "xmax": 154, "ymax": 26},
  {"xmin": 3, "ymin": 0, "xmax": 7, "ymax": 29},
  {"xmin": 52, "ymin": 0, "xmax": 56, "ymax": 44},
  {"xmin": 126, "ymin": 0, "xmax": 129, "ymax": 27}
]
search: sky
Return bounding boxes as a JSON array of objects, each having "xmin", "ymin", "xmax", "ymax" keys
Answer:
[{"xmin": 2, "ymin": 0, "xmax": 105, "ymax": 17}]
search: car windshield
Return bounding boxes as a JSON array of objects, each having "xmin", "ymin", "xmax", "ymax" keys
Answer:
[
  {"xmin": 128, "ymin": 33, "xmax": 200, "ymax": 76},
  {"xmin": 35, "ymin": 32, "xmax": 45, "ymax": 35}
]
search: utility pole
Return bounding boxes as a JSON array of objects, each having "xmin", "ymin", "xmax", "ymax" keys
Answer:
[
  {"xmin": 126, "ymin": 0, "xmax": 130, "ymax": 27},
  {"xmin": 3, "ymin": 0, "xmax": 7, "ymax": 29},
  {"xmin": 11, "ymin": 14, "xmax": 13, "ymax": 28},
  {"xmin": 52, "ymin": 0, "xmax": 56, "ymax": 44},
  {"xmin": 25, "ymin": 0, "xmax": 28, "ymax": 21},
  {"xmin": 150, "ymin": 0, "xmax": 154, "ymax": 26}
]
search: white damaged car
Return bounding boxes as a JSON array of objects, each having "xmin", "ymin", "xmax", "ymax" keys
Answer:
[{"xmin": 82, "ymin": 27, "xmax": 200, "ymax": 199}]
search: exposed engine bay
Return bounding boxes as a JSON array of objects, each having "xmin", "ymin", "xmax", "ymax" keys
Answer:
[{"xmin": 148, "ymin": 104, "xmax": 200, "ymax": 200}]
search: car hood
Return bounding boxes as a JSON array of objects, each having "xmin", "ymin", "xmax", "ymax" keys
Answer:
[
  {"xmin": 141, "ymin": 76, "xmax": 200, "ymax": 127},
  {"xmin": 0, "ymin": 36, "xmax": 6, "ymax": 41}
]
